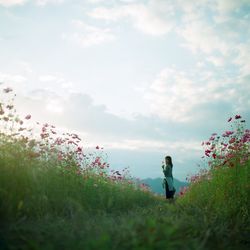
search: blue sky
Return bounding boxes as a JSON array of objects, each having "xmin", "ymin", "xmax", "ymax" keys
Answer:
[{"xmin": 0, "ymin": 0, "xmax": 249, "ymax": 181}]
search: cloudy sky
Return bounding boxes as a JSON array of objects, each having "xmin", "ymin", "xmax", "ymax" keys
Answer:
[{"xmin": 0, "ymin": 0, "xmax": 249, "ymax": 181}]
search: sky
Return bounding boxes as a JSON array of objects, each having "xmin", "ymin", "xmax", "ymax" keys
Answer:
[{"xmin": 0, "ymin": 0, "xmax": 249, "ymax": 181}]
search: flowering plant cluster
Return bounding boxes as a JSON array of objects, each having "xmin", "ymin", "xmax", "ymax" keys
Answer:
[
  {"xmin": 201, "ymin": 115, "xmax": 249, "ymax": 168},
  {"xmin": 0, "ymin": 86, "xmax": 148, "ymax": 191},
  {"xmin": 179, "ymin": 115, "xmax": 249, "ymax": 197}
]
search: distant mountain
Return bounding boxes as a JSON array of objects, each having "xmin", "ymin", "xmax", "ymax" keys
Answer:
[{"xmin": 140, "ymin": 177, "xmax": 188, "ymax": 195}]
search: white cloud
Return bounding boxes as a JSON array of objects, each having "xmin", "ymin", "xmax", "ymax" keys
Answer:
[
  {"xmin": 0, "ymin": 0, "xmax": 64, "ymax": 7},
  {"xmin": 234, "ymin": 43, "xmax": 250, "ymax": 77},
  {"xmin": 0, "ymin": 0, "xmax": 27, "ymax": 7},
  {"xmin": 109, "ymin": 139, "xmax": 167, "ymax": 151},
  {"xmin": 89, "ymin": 0, "xmax": 174, "ymax": 36},
  {"xmin": 18, "ymin": 61, "xmax": 33, "ymax": 74},
  {"xmin": 206, "ymin": 56, "xmax": 225, "ymax": 67},
  {"xmin": 176, "ymin": 0, "xmax": 250, "ymax": 69},
  {"xmin": 62, "ymin": 20, "xmax": 116, "ymax": 47},
  {"xmin": 215, "ymin": 0, "xmax": 249, "ymax": 14},
  {"xmin": 100, "ymin": 138, "xmax": 201, "ymax": 154},
  {"xmin": 37, "ymin": 74, "xmax": 74, "ymax": 96},
  {"xmin": 46, "ymin": 99, "xmax": 64, "ymax": 113},
  {"xmin": 87, "ymin": 0, "xmax": 106, "ymax": 3},
  {"xmin": 39, "ymin": 74, "xmax": 64, "ymax": 82},
  {"xmin": 35, "ymin": 0, "xmax": 64, "ymax": 6},
  {"xmin": 178, "ymin": 21, "xmax": 229, "ymax": 56},
  {"xmin": 145, "ymin": 67, "xmax": 250, "ymax": 123},
  {"xmin": 0, "ymin": 72, "xmax": 26, "ymax": 84}
]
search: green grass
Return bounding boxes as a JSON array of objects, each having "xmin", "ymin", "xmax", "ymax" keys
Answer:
[{"xmin": 0, "ymin": 140, "xmax": 249, "ymax": 250}]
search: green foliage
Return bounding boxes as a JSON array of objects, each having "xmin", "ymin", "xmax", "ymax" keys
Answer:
[
  {"xmin": 1, "ymin": 137, "xmax": 249, "ymax": 249},
  {"xmin": 0, "ymin": 88, "xmax": 249, "ymax": 249},
  {"xmin": 0, "ymin": 143, "xmax": 160, "ymax": 223}
]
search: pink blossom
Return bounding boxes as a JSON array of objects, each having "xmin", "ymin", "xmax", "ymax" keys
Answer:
[
  {"xmin": 40, "ymin": 133, "xmax": 49, "ymax": 139},
  {"xmin": 222, "ymin": 131, "xmax": 234, "ymax": 137},
  {"xmin": 76, "ymin": 147, "xmax": 82, "ymax": 153},
  {"xmin": 209, "ymin": 136, "xmax": 215, "ymax": 141},
  {"xmin": 3, "ymin": 87, "xmax": 13, "ymax": 93},
  {"xmin": 229, "ymin": 137, "xmax": 236, "ymax": 144},
  {"xmin": 235, "ymin": 115, "xmax": 241, "ymax": 119},
  {"xmin": 25, "ymin": 114, "xmax": 31, "ymax": 120},
  {"xmin": 96, "ymin": 146, "xmax": 100, "ymax": 149},
  {"xmin": 205, "ymin": 149, "xmax": 211, "ymax": 157}
]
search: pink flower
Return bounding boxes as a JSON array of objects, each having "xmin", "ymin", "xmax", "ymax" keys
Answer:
[
  {"xmin": 96, "ymin": 146, "xmax": 100, "ymax": 149},
  {"xmin": 3, "ymin": 87, "xmax": 13, "ymax": 93},
  {"xmin": 222, "ymin": 131, "xmax": 234, "ymax": 137},
  {"xmin": 205, "ymin": 149, "xmax": 211, "ymax": 157},
  {"xmin": 58, "ymin": 153, "xmax": 63, "ymax": 161},
  {"xmin": 25, "ymin": 114, "xmax": 31, "ymax": 120},
  {"xmin": 229, "ymin": 137, "xmax": 236, "ymax": 144},
  {"xmin": 212, "ymin": 153, "xmax": 217, "ymax": 159},
  {"xmin": 235, "ymin": 115, "xmax": 241, "ymax": 119},
  {"xmin": 76, "ymin": 147, "xmax": 82, "ymax": 153},
  {"xmin": 227, "ymin": 117, "xmax": 232, "ymax": 122}
]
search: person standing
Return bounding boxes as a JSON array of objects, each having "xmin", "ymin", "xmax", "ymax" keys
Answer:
[{"xmin": 162, "ymin": 156, "xmax": 175, "ymax": 199}]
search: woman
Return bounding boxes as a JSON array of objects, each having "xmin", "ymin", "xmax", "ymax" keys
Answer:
[{"xmin": 162, "ymin": 156, "xmax": 175, "ymax": 199}]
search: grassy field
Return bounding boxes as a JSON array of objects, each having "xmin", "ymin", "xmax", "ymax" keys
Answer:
[
  {"xmin": 0, "ymin": 137, "xmax": 249, "ymax": 250},
  {"xmin": 0, "ymin": 89, "xmax": 249, "ymax": 249}
]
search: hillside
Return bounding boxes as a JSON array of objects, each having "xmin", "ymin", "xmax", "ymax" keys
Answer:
[{"xmin": 141, "ymin": 177, "xmax": 188, "ymax": 195}]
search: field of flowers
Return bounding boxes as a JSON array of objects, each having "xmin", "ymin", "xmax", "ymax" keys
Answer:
[{"xmin": 0, "ymin": 87, "xmax": 249, "ymax": 250}]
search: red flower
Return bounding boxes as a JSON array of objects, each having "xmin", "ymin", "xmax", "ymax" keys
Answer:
[
  {"xmin": 212, "ymin": 153, "xmax": 217, "ymax": 159},
  {"xmin": 235, "ymin": 115, "xmax": 241, "ymax": 119}
]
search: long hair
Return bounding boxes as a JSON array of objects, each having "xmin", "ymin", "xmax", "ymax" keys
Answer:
[{"xmin": 165, "ymin": 156, "xmax": 173, "ymax": 167}]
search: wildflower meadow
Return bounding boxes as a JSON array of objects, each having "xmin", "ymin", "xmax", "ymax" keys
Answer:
[{"xmin": 0, "ymin": 86, "xmax": 249, "ymax": 249}]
